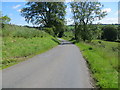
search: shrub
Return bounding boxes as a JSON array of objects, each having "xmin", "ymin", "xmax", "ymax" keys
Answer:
[{"xmin": 102, "ymin": 25, "xmax": 117, "ymax": 41}]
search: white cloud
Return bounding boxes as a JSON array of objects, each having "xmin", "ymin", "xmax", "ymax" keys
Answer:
[
  {"xmin": 17, "ymin": 9, "xmax": 22, "ymax": 12},
  {"xmin": 95, "ymin": 17, "xmax": 118, "ymax": 24},
  {"xmin": 96, "ymin": 4, "xmax": 100, "ymax": 7},
  {"xmin": 102, "ymin": 8, "xmax": 111, "ymax": 13},
  {"xmin": 13, "ymin": 5, "xmax": 21, "ymax": 9}
]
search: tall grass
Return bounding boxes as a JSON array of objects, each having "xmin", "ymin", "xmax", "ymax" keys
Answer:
[
  {"xmin": 76, "ymin": 40, "xmax": 118, "ymax": 88},
  {"xmin": 1, "ymin": 24, "xmax": 59, "ymax": 69},
  {"xmin": 2, "ymin": 24, "xmax": 49, "ymax": 38}
]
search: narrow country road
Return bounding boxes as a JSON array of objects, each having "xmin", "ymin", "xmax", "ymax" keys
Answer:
[{"xmin": 2, "ymin": 39, "xmax": 93, "ymax": 88}]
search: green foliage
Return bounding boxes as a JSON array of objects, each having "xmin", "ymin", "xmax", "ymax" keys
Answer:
[
  {"xmin": 21, "ymin": 2, "xmax": 66, "ymax": 26},
  {"xmin": 64, "ymin": 25, "xmax": 103, "ymax": 42},
  {"xmin": 0, "ymin": 15, "xmax": 11, "ymax": 24},
  {"xmin": 21, "ymin": 2, "xmax": 68, "ymax": 37},
  {"xmin": 55, "ymin": 19, "xmax": 66, "ymax": 37},
  {"xmin": 76, "ymin": 40, "xmax": 118, "ymax": 88},
  {"xmin": 66, "ymin": 25, "xmax": 74, "ymax": 31},
  {"xmin": 102, "ymin": 25, "xmax": 117, "ymax": 41},
  {"xmin": 21, "ymin": 2, "xmax": 66, "ymax": 36},
  {"xmin": 88, "ymin": 25, "xmax": 103, "ymax": 40},
  {"xmin": 62, "ymin": 25, "xmax": 75, "ymax": 41},
  {"xmin": 117, "ymin": 25, "xmax": 120, "ymax": 40},
  {"xmin": 70, "ymin": 1, "xmax": 107, "ymax": 41},
  {"xmin": 62, "ymin": 31, "xmax": 74, "ymax": 41}
]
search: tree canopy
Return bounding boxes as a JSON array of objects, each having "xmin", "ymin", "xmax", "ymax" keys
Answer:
[
  {"xmin": 21, "ymin": 2, "xmax": 66, "ymax": 37},
  {"xmin": 102, "ymin": 25, "xmax": 117, "ymax": 41},
  {"xmin": 0, "ymin": 13, "xmax": 11, "ymax": 24},
  {"xmin": 21, "ymin": 2, "xmax": 66, "ymax": 27},
  {"xmin": 70, "ymin": 1, "xmax": 107, "ymax": 41}
]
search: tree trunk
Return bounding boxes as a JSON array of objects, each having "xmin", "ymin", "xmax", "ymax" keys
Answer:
[{"xmin": 74, "ymin": 23, "xmax": 78, "ymax": 40}]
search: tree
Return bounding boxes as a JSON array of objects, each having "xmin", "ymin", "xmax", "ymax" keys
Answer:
[
  {"xmin": 70, "ymin": 1, "xmax": 107, "ymax": 41},
  {"xmin": 117, "ymin": 25, "xmax": 120, "ymax": 40},
  {"xmin": 21, "ymin": 2, "xmax": 66, "ymax": 36},
  {"xmin": 102, "ymin": 25, "xmax": 117, "ymax": 41},
  {"xmin": 54, "ymin": 18, "xmax": 66, "ymax": 37},
  {"xmin": 0, "ymin": 15, "xmax": 11, "ymax": 24},
  {"xmin": 0, "ymin": 11, "xmax": 11, "ymax": 28}
]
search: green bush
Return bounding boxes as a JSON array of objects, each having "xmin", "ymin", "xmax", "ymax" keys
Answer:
[{"xmin": 102, "ymin": 25, "xmax": 117, "ymax": 41}]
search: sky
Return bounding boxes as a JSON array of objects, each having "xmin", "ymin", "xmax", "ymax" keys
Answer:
[{"xmin": 1, "ymin": 0, "xmax": 119, "ymax": 26}]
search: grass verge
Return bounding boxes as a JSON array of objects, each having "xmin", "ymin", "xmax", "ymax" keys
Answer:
[
  {"xmin": 1, "ymin": 24, "xmax": 60, "ymax": 69},
  {"xmin": 76, "ymin": 40, "xmax": 118, "ymax": 88},
  {"xmin": 1, "ymin": 37, "xmax": 59, "ymax": 69}
]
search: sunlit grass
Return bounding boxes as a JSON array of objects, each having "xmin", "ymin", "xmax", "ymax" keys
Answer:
[
  {"xmin": 2, "ymin": 24, "xmax": 49, "ymax": 38},
  {"xmin": 1, "ymin": 24, "xmax": 59, "ymax": 69},
  {"xmin": 76, "ymin": 40, "xmax": 118, "ymax": 88}
]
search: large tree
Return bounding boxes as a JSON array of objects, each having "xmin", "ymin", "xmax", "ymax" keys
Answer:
[
  {"xmin": 0, "ymin": 11, "xmax": 11, "ymax": 28},
  {"xmin": 21, "ymin": 2, "xmax": 66, "ymax": 36},
  {"xmin": 71, "ymin": 1, "xmax": 107, "ymax": 41},
  {"xmin": 0, "ymin": 13, "xmax": 11, "ymax": 24}
]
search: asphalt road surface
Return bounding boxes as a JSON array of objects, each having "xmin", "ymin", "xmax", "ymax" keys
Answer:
[{"xmin": 2, "ymin": 39, "xmax": 93, "ymax": 88}]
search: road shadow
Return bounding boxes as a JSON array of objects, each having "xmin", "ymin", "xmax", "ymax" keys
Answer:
[
  {"xmin": 52, "ymin": 38, "xmax": 61, "ymax": 44},
  {"xmin": 60, "ymin": 41, "xmax": 73, "ymax": 45},
  {"xmin": 52, "ymin": 38, "xmax": 73, "ymax": 45}
]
